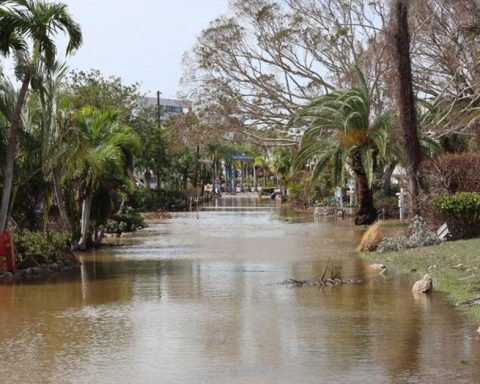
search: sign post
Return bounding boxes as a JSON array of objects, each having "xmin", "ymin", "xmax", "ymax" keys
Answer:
[{"xmin": 396, "ymin": 187, "xmax": 406, "ymax": 220}]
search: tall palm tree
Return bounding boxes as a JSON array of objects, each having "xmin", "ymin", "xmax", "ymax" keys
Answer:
[
  {"xmin": 71, "ymin": 109, "xmax": 140, "ymax": 250},
  {"xmin": 392, "ymin": 0, "xmax": 422, "ymax": 215},
  {"xmin": 0, "ymin": 0, "xmax": 82, "ymax": 231},
  {"xmin": 254, "ymin": 155, "xmax": 269, "ymax": 188},
  {"xmin": 292, "ymin": 85, "xmax": 390, "ymax": 225},
  {"xmin": 271, "ymin": 148, "xmax": 292, "ymax": 197}
]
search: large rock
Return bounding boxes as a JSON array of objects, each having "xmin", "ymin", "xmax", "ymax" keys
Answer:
[{"xmin": 412, "ymin": 274, "xmax": 433, "ymax": 293}]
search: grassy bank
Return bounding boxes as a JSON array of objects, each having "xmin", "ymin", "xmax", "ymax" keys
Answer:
[{"xmin": 361, "ymin": 238, "xmax": 480, "ymax": 320}]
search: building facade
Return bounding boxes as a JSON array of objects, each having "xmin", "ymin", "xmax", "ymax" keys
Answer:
[{"xmin": 145, "ymin": 97, "xmax": 192, "ymax": 121}]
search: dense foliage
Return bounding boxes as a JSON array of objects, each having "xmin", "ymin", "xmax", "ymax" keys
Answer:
[
  {"xmin": 434, "ymin": 193, "xmax": 480, "ymax": 240},
  {"xmin": 14, "ymin": 230, "xmax": 70, "ymax": 263}
]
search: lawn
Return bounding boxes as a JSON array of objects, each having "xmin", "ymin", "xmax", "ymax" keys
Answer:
[{"xmin": 362, "ymin": 238, "xmax": 480, "ymax": 319}]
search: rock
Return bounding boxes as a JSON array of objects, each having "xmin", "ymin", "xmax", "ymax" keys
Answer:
[
  {"xmin": 412, "ymin": 274, "xmax": 433, "ymax": 294},
  {"xmin": 1, "ymin": 271, "xmax": 13, "ymax": 281},
  {"xmin": 50, "ymin": 263, "xmax": 59, "ymax": 272},
  {"xmin": 370, "ymin": 263, "xmax": 387, "ymax": 270}
]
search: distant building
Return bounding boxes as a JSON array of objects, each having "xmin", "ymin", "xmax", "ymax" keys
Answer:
[{"xmin": 144, "ymin": 97, "xmax": 192, "ymax": 121}]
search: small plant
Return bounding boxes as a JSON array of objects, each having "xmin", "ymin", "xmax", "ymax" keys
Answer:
[
  {"xmin": 433, "ymin": 192, "xmax": 480, "ymax": 239},
  {"xmin": 105, "ymin": 210, "xmax": 145, "ymax": 234}
]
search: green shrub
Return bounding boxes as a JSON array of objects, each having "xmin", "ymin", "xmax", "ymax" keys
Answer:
[
  {"xmin": 106, "ymin": 211, "xmax": 145, "ymax": 234},
  {"xmin": 433, "ymin": 192, "xmax": 480, "ymax": 239},
  {"xmin": 288, "ymin": 179, "xmax": 331, "ymax": 208},
  {"xmin": 130, "ymin": 188, "xmax": 189, "ymax": 212},
  {"xmin": 14, "ymin": 230, "xmax": 70, "ymax": 263}
]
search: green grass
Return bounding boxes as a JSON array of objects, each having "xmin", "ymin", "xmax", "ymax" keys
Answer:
[{"xmin": 362, "ymin": 238, "xmax": 480, "ymax": 319}]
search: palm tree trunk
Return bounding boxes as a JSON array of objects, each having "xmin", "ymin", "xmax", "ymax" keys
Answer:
[
  {"xmin": 351, "ymin": 149, "xmax": 377, "ymax": 225},
  {"xmin": 78, "ymin": 180, "xmax": 94, "ymax": 251},
  {"xmin": 393, "ymin": 0, "xmax": 422, "ymax": 215},
  {"xmin": 53, "ymin": 169, "xmax": 72, "ymax": 233},
  {"xmin": 0, "ymin": 74, "xmax": 31, "ymax": 232},
  {"xmin": 355, "ymin": 172, "xmax": 377, "ymax": 225}
]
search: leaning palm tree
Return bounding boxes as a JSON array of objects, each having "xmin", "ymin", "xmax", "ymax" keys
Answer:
[
  {"xmin": 71, "ymin": 108, "xmax": 140, "ymax": 250},
  {"xmin": 0, "ymin": 0, "xmax": 82, "ymax": 231},
  {"xmin": 292, "ymin": 84, "xmax": 390, "ymax": 225}
]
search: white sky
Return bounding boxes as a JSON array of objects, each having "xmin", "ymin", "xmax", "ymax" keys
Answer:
[{"xmin": 19, "ymin": 0, "xmax": 230, "ymax": 98}]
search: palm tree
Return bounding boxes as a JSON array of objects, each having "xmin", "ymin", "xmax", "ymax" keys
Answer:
[
  {"xmin": 0, "ymin": 0, "xmax": 82, "ymax": 232},
  {"xmin": 392, "ymin": 0, "xmax": 422, "ymax": 215},
  {"xmin": 292, "ymin": 85, "xmax": 390, "ymax": 225},
  {"xmin": 254, "ymin": 155, "xmax": 269, "ymax": 188},
  {"xmin": 71, "ymin": 109, "xmax": 140, "ymax": 250},
  {"xmin": 271, "ymin": 148, "xmax": 292, "ymax": 197}
]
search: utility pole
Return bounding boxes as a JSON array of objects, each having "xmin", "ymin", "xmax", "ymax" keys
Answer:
[{"xmin": 156, "ymin": 90, "xmax": 162, "ymax": 128}]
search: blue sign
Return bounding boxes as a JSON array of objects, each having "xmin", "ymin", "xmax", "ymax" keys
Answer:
[{"xmin": 231, "ymin": 154, "xmax": 254, "ymax": 161}]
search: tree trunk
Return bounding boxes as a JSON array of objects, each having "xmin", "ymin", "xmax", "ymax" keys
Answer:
[
  {"xmin": 393, "ymin": 0, "xmax": 422, "ymax": 216},
  {"xmin": 78, "ymin": 181, "xmax": 94, "ymax": 251},
  {"xmin": 253, "ymin": 165, "xmax": 257, "ymax": 191},
  {"xmin": 381, "ymin": 160, "xmax": 398, "ymax": 196},
  {"xmin": 53, "ymin": 169, "xmax": 72, "ymax": 233},
  {"xmin": 0, "ymin": 75, "xmax": 31, "ymax": 232},
  {"xmin": 193, "ymin": 144, "xmax": 200, "ymax": 188},
  {"xmin": 351, "ymin": 149, "xmax": 377, "ymax": 225},
  {"xmin": 144, "ymin": 170, "xmax": 151, "ymax": 189}
]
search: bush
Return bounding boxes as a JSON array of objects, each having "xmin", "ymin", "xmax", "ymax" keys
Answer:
[
  {"xmin": 377, "ymin": 216, "xmax": 440, "ymax": 252},
  {"xmin": 14, "ymin": 230, "xmax": 70, "ymax": 263},
  {"xmin": 422, "ymin": 153, "xmax": 480, "ymax": 194},
  {"xmin": 433, "ymin": 192, "xmax": 480, "ymax": 239},
  {"xmin": 105, "ymin": 211, "xmax": 145, "ymax": 234},
  {"xmin": 357, "ymin": 221, "xmax": 383, "ymax": 252},
  {"xmin": 373, "ymin": 193, "xmax": 398, "ymax": 219},
  {"xmin": 288, "ymin": 179, "xmax": 331, "ymax": 208},
  {"xmin": 130, "ymin": 188, "xmax": 189, "ymax": 212}
]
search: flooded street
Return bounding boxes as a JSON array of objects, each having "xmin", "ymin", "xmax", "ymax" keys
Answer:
[{"xmin": 1, "ymin": 197, "xmax": 479, "ymax": 384}]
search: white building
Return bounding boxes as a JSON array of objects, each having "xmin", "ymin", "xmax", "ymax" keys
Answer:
[{"xmin": 144, "ymin": 97, "xmax": 192, "ymax": 121}]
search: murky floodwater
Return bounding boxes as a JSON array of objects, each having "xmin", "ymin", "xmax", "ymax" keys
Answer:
[{"xmin": 1, "ymin": 196, "xmax": 479, "ymax": 384}]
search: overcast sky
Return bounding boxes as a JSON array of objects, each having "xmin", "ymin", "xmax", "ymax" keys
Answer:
[{"xmin": 46, "ymin": 0, "xmax": 230, "ymax": 98}]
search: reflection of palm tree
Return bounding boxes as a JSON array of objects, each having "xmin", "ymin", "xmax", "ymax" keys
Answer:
[
  {"xmin": 292, "ymin": 81, "xmax": 391, "ymax": 225},
  {"xmin": 0, "ymin": 0, "xmax": 82, "ymax": 231}
]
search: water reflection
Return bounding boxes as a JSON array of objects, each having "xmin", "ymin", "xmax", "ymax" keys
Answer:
[{"xmin": 0, "ymin": 197, "xmax": 479, "ymax": 384}]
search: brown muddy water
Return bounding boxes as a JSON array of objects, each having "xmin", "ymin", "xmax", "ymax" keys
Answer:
[{"xmin": 0, "ymin": 197, "xmax": 479, "ymax": 384}]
